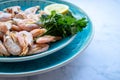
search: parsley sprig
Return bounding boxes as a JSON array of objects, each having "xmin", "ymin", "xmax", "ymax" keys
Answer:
[{"xmin": 40, "ymin": 11, "xmax": 88, "ymax": 37}]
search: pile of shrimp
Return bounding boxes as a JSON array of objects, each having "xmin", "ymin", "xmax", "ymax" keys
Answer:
[{"xmin": 0, "ymin": 6, "xmax": 61, "ymax": 56}]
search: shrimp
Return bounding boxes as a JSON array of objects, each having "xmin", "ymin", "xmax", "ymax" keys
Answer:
[
  {"xmin": 15, "ymin": 12, "xmax": 27, "ymax": 19},
  {"xmin": 39, "ymin": 10, "xmax": 47, "ymax": 16},
  {"xmin": 16, "ymin": 34, "xmax": 28, "ymax": 56},
  {"xmin": 12, "ymin": 18, "xmax": 24, "ymax": 31},
  {"xmin": 0, "ymin": 32, "xmax": 4, "ymax": 40},
  {"xmin": 4, "ymin": 33, "xmax": 21, "ymax": 56},
  {"xmin": 0, "ymin": 21, "xmax": 12, "ymax": 40},
  {"xmin": 0, "ymin": 40, "xmax": 10, "ymax": 56},
  {"xmin": 4, "ymin": 22, "xmax": 12, "ymax": 30},
  {"xmin": 0, "ymin": 22, "xmax": 8, "ymax": 33},
  {"xmin": 18, "ymin": 31, "xmax": 33, "ymax": 46},
  {"xmin": 0, "ymin": 12, "xmax": 12, "ymax": 22},
  {"xmin": 16, "ymin": 19, "xmax": 40, "ymax": 31},
  {"xmin": 24, "ymin": 6, "xmax": 40, "ymax": 14},
  {"xmin": 16, "ymin": 31, "xmax": 33, "ymax": 56},
  {"xmin": 36, "ymin": 35, "xmax": 62, "ymax": 44},
  {"xmin": 28, "ymin": 44, "xmax": 49, "ymax": 55},
  {"xmin": 30, "ymin": 28, "xmax": 47, "ymax": 38},
  {"xmin": 11, "ymin": 24, "xmax": 22, "ymax": 31},
  {"xmin": 0, "ymin": 22, "xmax": 12, "ymax": 33},
  {"xmin": 18, "ymin": 38, "xmax": 28, "ymax": 56},
  {"xmin": 4, "ymin": 6, "xmax": 21, "ymax": 16},
  {"xmin": 27, "ymin": 14, "xmax": 40, "ymax": 21},
  {"xmin": 9, "ymin": 31, "xmax": 18, "ymax": 43}
]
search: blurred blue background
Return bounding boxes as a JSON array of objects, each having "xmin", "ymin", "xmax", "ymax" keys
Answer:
[{"xmin": 0, "ymin": 0, "xmax": 120, "ymax": 80}]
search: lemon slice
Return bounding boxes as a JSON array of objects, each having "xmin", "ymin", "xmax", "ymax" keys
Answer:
[{"xmin": 44, "ymin": 4, "xmax": 69, "ymax": 14}]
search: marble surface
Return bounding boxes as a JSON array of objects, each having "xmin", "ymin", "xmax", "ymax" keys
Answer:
[{"xmin": 0, "ymin": 0, "xmax": 120, "ymax": 80}]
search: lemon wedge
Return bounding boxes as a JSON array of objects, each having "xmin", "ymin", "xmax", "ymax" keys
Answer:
[{"xmin": 44, "ymin": 4, "xmax": 69, "ymax": 14}]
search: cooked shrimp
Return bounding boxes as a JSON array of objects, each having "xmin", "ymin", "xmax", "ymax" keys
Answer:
[
  {"xmin": 11, "ymin": 24, "xmax": 22, "ymax": 31},
  {"xmin": 12, "ymin": 18, "xmax": 22, "ymax": 24},
  {"xmin": 16, "ymin": 31, "xmax": 33, "ymax": 56},
  {"xmin": 16, "ymin": 19, "xmax": 40, "ymax": 31},
  {"xmin": 4, "ymin": 6, "xmax": 21, "ymax": 16},
  {"xmin": 0, "ymin": 22, "xmax": 9, "ymax": 33},
  {"xmin": 0, "ymin": 5, "xmax": 64, "ymax": 56},
  {"xmin": 0, "ymin": 23, "xmax": 8, "ymax": 33},
  {"xmin": 18, "ymin": 31, "xmax": 33, "ymax": 46},
  {"xmin": 0, "ymin": 32, "xmax": 4, "ymax": 40},
  {"xmin": 15, "ymin": 12, "xmax": 27, "ymax": 19},
  {"xmin": 30, "ymin": 29, "xmax": 47, "ymax": 38},
  {"xmin": 27, "ymin": 14, "xmax": 40, "ymax": 21},
  {"xmin": 0, "ymin": 40, "xmax": 10, "ymax": 56},
  {"xmin": 16, "ymin": 34, "xmax": 28, "ymax": 56},
  {"xmin": 0, "ymin": 12, "xmax": 12, "ymax": 22},
  {"xmin": 4, "ymin": 22, "xmax": 12, "ymax": 30},
  {"xmin": 9, "ymin": 31, "xmax": 18, "ymax": 43},
  {"xmin": 0, "ymin": 21, "xmax": 12, "ymax": 39},
  {"xmin": 24, "ymin": 6, "xmax": 40, "ymax": 14},
  {"xmin": 28, "ymin": 44, "xmax": 49, "ymax": 55},
  {"xmin": 39, "ymin": 10, "xmax": 47, "ymax": 16},
  {"xmin": 13, "ymin": 18, "xmax": 39, "ymax": 31},
  {"xmin": 4, "ymin": 35, "xmax": 21, "ymax": 55},
  {"xmin": 36, "ymin": 35, "xmax": 62, "ymax": 44}
]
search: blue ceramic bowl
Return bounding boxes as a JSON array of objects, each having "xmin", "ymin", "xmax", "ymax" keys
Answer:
[
  {"xmin": 0, "ymin": 0, "xmax": 93, "ymax": 76},
  {"xmin": 0, "ymin": 0, "xmax": 77, "ymax": 62}
]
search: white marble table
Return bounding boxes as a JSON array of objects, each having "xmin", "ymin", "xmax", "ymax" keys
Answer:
[{"xmin": 0, "ymin": 0, "xmax": 120, "ymax": 80}]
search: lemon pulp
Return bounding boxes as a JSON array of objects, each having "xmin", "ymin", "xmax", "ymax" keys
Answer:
[{"xmin": 44, "ymin": 4, "xmax": 69, "ymax": 14}]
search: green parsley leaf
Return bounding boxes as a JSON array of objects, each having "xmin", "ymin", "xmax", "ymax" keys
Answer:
[{"xmin": 39, "ymin": 11, "xmax": 88, "ymax": 37}]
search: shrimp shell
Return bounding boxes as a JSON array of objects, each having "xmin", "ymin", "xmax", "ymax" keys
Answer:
[
  {"xmin": 0, "ymin": 21, "xmax": 12, "ymax": 40},
  {"xmin": 17, "ymin": 33, "xmax": 28, "ymax": 56},
  {"xmin": 27, "ymin": 14, "xmax": 40, "ymax": 21},
  {"xmin": 28, "ymin": 44, "xmax": 49, "ymax": 55},
  {"xmin": 4, "ymin": 22, "xmax": 12, "ymax": 30},
  {"xmin": 11, "ymin": 24, "xmax": 22, "ymax": 31},
  {"xmin": 17, "ymin": 19, "xmax": 39, "ymax": 31},
  {"xmin": 24, "ymin": 6, "xmax": 40, "ymax": 14},
  {"xmin": 18, "ymin": 31, "xmax": 33, "ymax": 46},
  {"xmin": 4, "ymin": 6, "xmax": 21, "ymax": 15},
  {"xmin": 0, "ymin": 22, "xmax": 9, "ymax": 33},
  {"xmin": 4, "ymin": 35, "xmax": 21, "ymax": 55},
  {"xmin": 39, "ymin": 10, "xmax": 46, "ymax": 16},
  {"xmin": 15, "ymin": 12, "xmax": 27, "ymax": 19},
  {"xmin": 0, "ymin": 32, "xmax": 4, "ymax": 40},
  {"xmin": 36, "ymin": 35, "xmax": 62, "ymax": 44},
  {"xmin": 9, "ymin": 31, "xmax": 18, "ymax": 43},
  {"xmin": 30, "ymin": 28, "xmax": 47, "ymax": 38},
  {"xmin": 16, "ymin": 31, "xmax": 33, "ymax": 56},
  {"xmin": 0, "ymin": 12, "xmax": 12, "ymax": 22},
  {"xmin": 0, "ymin": 40, "xmax": 10, "ymax": 56}
]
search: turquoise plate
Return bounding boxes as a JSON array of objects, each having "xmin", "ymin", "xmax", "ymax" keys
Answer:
[
  {"xmin": 0, "ymin": 0, "xmax": 93, "ymax": 77},
  {"xmin": 0, "ymin": 0, "xmax": 77, "ymax": 62}
]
